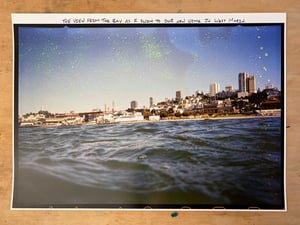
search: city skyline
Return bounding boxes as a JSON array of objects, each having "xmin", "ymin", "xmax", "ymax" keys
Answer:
[{"xmin": 17, "ymin": 24, "xmax": 283, "ymax": 114}]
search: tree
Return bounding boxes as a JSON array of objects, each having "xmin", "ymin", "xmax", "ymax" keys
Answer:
[
  {"xmin": 174, "ymin": 112, "xmax": 181, "ymax": 117},
  {"xmin": 182, "ymin": 111, "xmax": 192, "ymax": 117},
  {"xmin": 248, "ymin": 92, "xmax": 268, "ymax": 109},
  {"xmin": 142, "ymin": 111, "xmax": 151, "ymax": 119},
  {"xmin": 37, "ymin": 110, "xmax": 52, "ymax": 118},
  {"xmin": 160, "ymin": 110, "xmax": 169, "ymax": 118}
]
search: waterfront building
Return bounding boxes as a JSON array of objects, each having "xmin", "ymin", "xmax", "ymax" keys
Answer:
[{"xmin": 209, "ymin": 82, "xmax": 220, "ymax": 96}]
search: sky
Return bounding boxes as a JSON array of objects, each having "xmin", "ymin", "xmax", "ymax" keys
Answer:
[{"xmin": 17, "ymin": 24, "xmax": 283, "ymax": 114}]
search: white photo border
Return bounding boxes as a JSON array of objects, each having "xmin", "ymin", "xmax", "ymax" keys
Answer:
[{"xmin": 11, "ymin": 13, "xmax": 287, "ymax": 211}]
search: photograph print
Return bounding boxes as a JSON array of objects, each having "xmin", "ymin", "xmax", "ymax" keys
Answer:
[{"xmin": 13, "ymin": 14, "xmax": 285, "ymax": 210}]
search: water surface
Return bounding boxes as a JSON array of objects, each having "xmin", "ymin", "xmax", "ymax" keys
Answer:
[{"xmin": 13, "ymin": 117, "xmax": 284, "ymax": 209}]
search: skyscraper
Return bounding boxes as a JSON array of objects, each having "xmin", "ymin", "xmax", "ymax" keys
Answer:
[
  {"xmin": 176, "ymin": 91, "xmax": 181, "ymax": 101},
  {"xmin": 238, "ymin": 72, "xmax": 257, "ymax": 97},
  {"xmin": 247, "ymin": 75, "xmax": 257, "ymax": 94},
  {"xmin": 209, "ymin": 83, "xmax": 220, "ymax": 96},
  {"xmin": 130, "ymin": 100, "xmax": 138, "ymax": 110},
  {"xmin": 238, "ymin": 72, "xmax": 248, "ymax": 92},
  {"xmin": 149, "ymin": 97, "xmax": 154, "ymax": 108}
]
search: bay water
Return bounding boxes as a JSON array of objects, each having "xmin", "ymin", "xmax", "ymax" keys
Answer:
[{"xmin": 13, "ymin": 117, "xmax": 284, "ymax": 209}]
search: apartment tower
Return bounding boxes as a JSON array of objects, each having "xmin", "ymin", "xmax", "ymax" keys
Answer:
[{"xmin": 209, "ymin": 82, "xmax": 220, "ymax": 96}]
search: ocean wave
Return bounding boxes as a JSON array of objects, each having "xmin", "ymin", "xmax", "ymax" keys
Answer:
[{"xmin": 15, "ymin": 117, "xmax": 284, "ymax": 208}]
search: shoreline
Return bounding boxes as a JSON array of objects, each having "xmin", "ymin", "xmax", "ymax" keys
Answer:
[
  {"xmin": 19, "ymin": 114, "xmax": 281, "ymax": 128},
  {"xmin": 117, "ymin": 114, "xmax": 281, "ymax": 124}
]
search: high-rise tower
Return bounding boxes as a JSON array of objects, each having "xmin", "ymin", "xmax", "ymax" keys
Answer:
[
  {"xmin": 176, "ymin": 91, "xmax": 181, "ymax": 101},
  {"xmin": 238, "ymin": 72, "xmax": 248, "ymax": 92},
  {"xmin": 209, "ymin": 83, "xmax": 220, "ymax": 96},
  {"xmin": 130, "ymin": 100, "xmax": 138, "ymax": 110},
  {"xmin": 238, "ymin": 72, "xmax": 257, "ymax": 97},
  {"xmin": 247, "ymin": 75, "xmax": 257, "ymax": 94},
  {"xmin": 149, "ymin": 97, "xmax": 154, "ymax": 108}
]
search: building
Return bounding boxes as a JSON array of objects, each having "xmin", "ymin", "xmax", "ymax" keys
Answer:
[
  {"xmin": 265, "ymin": 81, "xmax": 274, "ymax": 89},
  {"xmin": 247, "ymin": 75, "xmax": 257, "ymax": 94},
  {"xmin": 130, "ymin": 100, "xmax": 138, "ymax": 110},
  {"xmin": 225, "ymin": 85, "xmax": 234, "ymax": 92},
  {"xmin": 149, "ymin": 97, "xmax": 154, "ymax": 108},
  {"xmin": 238, "ymin": 72, "xmax": 257, "ymax": 97},
  {"xmin": 237, "ymin": 92, "xmax": 248, "ymax": 98},
  {"xmin": 238, "ymin": 72, "xmax": 248, "ymax": 92},
  {"xmin": 176, "ymin": 91, "xmax": 182, "ymax": 101},
  {"xmin": 209, "ymin": 82, "xmax": 220, "ymax": 96},
  {"xmin": 203, "ymin": 100, "xmax": 233, "ymax": 114}
]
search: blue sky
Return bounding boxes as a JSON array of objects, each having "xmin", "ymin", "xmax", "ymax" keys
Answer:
[{"xmin": 18, "ymin": 25, "xmax": 282, "ymax": 114}]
